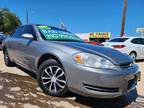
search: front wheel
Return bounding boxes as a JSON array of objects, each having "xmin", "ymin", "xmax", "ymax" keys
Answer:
[
  {"xmin": 37, "ymin": 59, "xmax": 69, "ymax": 96},
  {"xmin": 129, "ymin": 52, "xmax": 136, "ymax": 61}
]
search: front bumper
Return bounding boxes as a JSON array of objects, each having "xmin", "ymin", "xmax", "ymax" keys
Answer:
[{"xmin": 65, "ymin": 63, "xmax": 141, "ymax": 98}]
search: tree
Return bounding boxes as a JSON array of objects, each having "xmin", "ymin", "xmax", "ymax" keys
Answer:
[{"xmin": 0, "ymin": 8, "xmax": 21, "ymax": 34}]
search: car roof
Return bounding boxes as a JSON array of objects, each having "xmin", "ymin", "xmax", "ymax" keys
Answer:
[
  {"xmin": 127, "ymin": 37, "xmax": 144, "ymax": 39},
  {"xmin": 18, "ymin": 24, "xmax": 71, "ymax": 33},
  {"xmin": 111, "ymin": 37, "xmax": 144, "ymax": 39}
]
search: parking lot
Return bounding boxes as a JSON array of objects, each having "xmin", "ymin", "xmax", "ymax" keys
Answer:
[{"xmin": 0, "ymin": 51, "xmax": 144, "ymax": 108}]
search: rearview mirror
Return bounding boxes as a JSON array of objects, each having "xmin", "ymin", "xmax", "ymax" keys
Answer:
[{"xmin": 22, "ymin": 33, "xmax": 33, "ymax": 39}]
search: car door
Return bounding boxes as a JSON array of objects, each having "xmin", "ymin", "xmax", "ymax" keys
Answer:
[
  {"xmin": 131, "ymin": 38, "xmax": 144, "ymax": 58},
  {"xmin": 5, "ymin": 26, "xmax": 24, "ymax": 61},
  {"xmin": 15, "ymin": 25, "xmax": 39, "ymax": 70}
]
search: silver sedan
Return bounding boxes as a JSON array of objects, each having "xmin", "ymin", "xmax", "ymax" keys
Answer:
[{"xmin": 2, "ymin": 24, "xmax": 141, "ymax": 98}]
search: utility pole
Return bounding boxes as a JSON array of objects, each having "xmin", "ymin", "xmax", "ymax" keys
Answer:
[
  {"xmin": 120, "ymin": 0, "xmax": 127, "ymax": 37},
  {"xmin": 26, "ymin": 10, "xmax": 29, "ymax": 24}
]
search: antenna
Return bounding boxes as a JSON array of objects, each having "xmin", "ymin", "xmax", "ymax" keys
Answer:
[{"xmin": 60, "ymin": 18, "xmax": 67, "ymax": 30}]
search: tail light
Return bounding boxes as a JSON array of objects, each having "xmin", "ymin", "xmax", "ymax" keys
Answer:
[{"xmin": 112, "ymin": 45, "xmax": 126, "ymax": 49}]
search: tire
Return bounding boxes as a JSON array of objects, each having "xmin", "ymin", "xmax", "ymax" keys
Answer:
[
  {"xmin": 129, "ymin": 52, "xmax": 136, "ymax": 61},
  {"xmin": 37, "ymin": 59, "xmax": 69, "ymax": 96},
  {"xmin": 3, "ymin": 48, "xmax": 15, "ymax": 66}
]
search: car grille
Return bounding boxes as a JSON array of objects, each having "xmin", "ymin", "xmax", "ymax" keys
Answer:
[
  {"xmin": 83, "ymin": 83, "xmax": 119, "ymax": 93},
  {"xmin": 127, "ymin": 78, "xmax": 136, "ymax": 90}
]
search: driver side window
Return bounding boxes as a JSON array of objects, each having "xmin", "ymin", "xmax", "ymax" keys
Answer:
[{"xmin": 11, "ymin": 26, "xmax": 24, "ymax": 38}]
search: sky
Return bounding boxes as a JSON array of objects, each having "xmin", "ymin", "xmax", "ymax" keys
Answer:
[{"xmin": 0, "ymin": 0, "xmax": 144, "ymax": 38}]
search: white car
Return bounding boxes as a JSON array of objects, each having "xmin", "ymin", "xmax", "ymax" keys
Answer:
[{"xmin": 102, "ymin": 37, "xmax": 144, "ymax": 60}]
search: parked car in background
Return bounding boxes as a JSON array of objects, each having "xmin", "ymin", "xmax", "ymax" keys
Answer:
[
  {"xmin": 102, "ymin": 37, "xmax": 144, "ymax": 60},
  {"xmin": 0, "ymin": 34, "xmax": 6, "ymax": 49},
  {"xmin": 2, "ymin": 24, "xmax": 141, "ymax": 98},
  {"xmin": 84, "ymin": 40, "xmax": 102, "ymax": 45}
]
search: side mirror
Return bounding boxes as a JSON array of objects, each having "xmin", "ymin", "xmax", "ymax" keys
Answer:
[{"xmin": 22, "ymin": 33, "xmax": 34, "ymax": 39}]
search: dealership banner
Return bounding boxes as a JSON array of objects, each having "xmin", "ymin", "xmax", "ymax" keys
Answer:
[
  {"xmin": 136, "ymin": 28, "xmax": 144, "ymax": 33},
  {"xmin": 89, "ymin": 32, "xmax": 111, "ymax": 38}
]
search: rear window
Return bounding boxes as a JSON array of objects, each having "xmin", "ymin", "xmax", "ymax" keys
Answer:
[
  {"xmin": 109, "ymin": 38, "xmax": 129, "ymax": 42},
  {"xmin": 131, "ymin": 38, "xmax": 144, "ymax": 45}
]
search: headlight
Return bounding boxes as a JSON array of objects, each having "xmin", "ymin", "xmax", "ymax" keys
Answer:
[{"xmin": 73, "ymin": 53, "xmax": 115, "ymax": 69}]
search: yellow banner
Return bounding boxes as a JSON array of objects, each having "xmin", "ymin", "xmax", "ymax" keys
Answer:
[{"xmin": 89, "ymin": 32, "xmax": 111, "ymax": 38}]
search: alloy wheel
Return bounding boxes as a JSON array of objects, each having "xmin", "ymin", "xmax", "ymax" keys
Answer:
[
  {"xmin": 130, "ymin": 53, "xmax": 136, "ymax": 60},
  {"xmin": 41, "ymin": 66, "xmax": 66, "ymax": 93}
]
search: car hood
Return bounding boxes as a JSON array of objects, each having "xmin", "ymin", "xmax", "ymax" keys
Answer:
[{"xmin": 56, "ymin": 42, "xmax": 133, "ymax": 65}]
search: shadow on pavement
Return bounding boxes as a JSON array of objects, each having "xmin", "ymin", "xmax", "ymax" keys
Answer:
[
  {"xmin": 0, "ymin": 69, "xmax": 143, "ymax": 108},
  {"xmin": 16, "ymin": 65, "xmax": 37, "ymax": 79},
  {"xmin": 0, "ymin": 71, "xmax": 60, "ymax": 108},
  {"xmin": 135, "ymin": 59, "xmax": 144, "ymax": 63},
  {"xmin": 75, "ymin": 89, "xmax": 138, "ymax": 108}
]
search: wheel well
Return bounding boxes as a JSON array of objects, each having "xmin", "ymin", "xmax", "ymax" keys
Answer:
[
  {"xmin": 37, "ymin": 54, "xmax": 63, "ymax": 69},
  {"xmin": 129, "ymin": 51, "xmax": 137, "ymax": 56}
]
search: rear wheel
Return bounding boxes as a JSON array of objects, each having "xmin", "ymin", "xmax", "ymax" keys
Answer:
[
  {"xmin": 37, "ymin": 59, "xmax": 69, "ymax": 96},
  {"xmin": 3, "ymin": 49, "xmax": 15, "ymax": 66},
  {"xmin": 129, "ymin": 52, "xmax": 136, "ymax": 61}
]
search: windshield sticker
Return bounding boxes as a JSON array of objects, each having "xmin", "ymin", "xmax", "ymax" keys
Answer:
[
  {"xmin": 38, "ymin": 26, "xmax": 51, "ymax": 29},
  {"xmin": 38, "ymin": 26, "xmax": 82, "ymax": 41}
]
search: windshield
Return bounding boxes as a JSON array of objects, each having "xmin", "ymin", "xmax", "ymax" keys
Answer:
[
  {"xmin": 109, "ymin": 38, "xmax": 129, "ymax": 42},
  {"xmin": 37, "ymin": 25, "xmax": 83, "ymax": 42}
]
